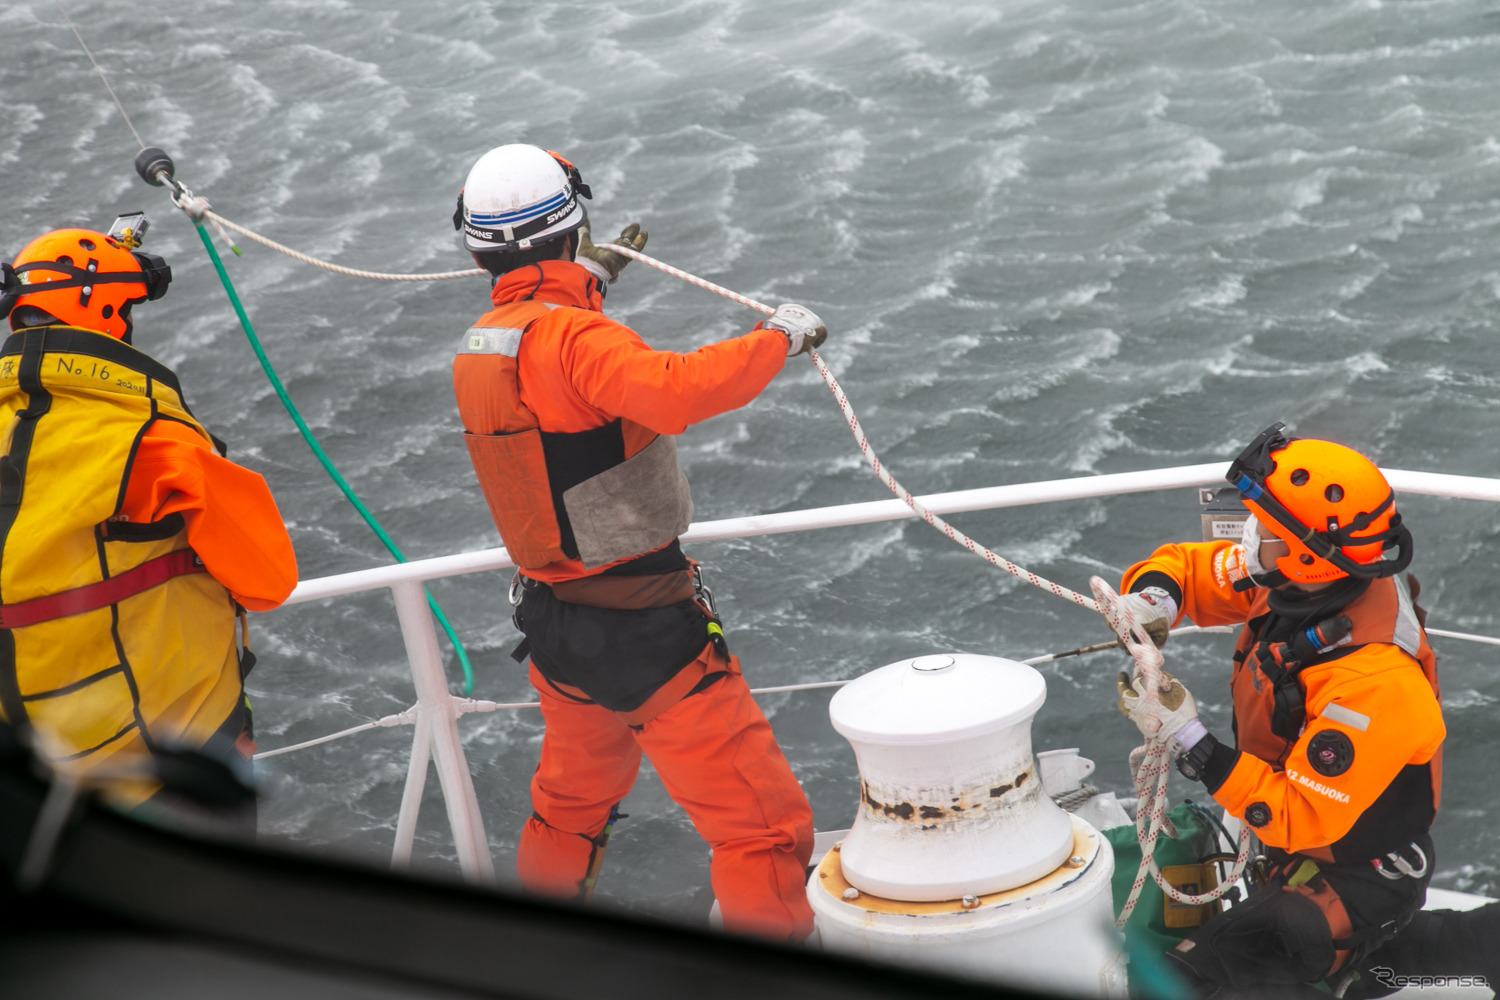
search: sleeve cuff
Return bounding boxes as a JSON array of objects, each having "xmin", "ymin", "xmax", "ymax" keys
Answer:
[
  {"xmin": 1128, "ymin": 570, "xmax": 1183, "ymax": 610},
  {"xmin": 576, "ymin": 256, "xmax": 613, "ymax": 285},
  {"xmin": 1173, "ymin": 718, "xmax": 1208, "ymax": 751}
]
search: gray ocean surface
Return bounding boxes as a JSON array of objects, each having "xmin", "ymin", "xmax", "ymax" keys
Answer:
[{"xmin": 4, "ymin": 0, "xmax": 1499, "ymax": 938}]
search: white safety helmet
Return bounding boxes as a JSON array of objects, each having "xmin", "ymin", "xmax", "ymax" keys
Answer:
[{"xmin": 453, "ymin": 144, "xmax": 591, "ymax": 253}]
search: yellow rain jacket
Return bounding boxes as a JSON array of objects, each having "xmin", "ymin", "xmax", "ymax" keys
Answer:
[{"xmin": 0, "ymin": 326, "xmax": 251, "ymax": 788}]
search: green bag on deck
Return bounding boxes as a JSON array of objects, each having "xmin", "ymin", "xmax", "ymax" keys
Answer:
[{"xmin": 1105, "ymin": 801, "xmax": 1223, "ymax": 998}]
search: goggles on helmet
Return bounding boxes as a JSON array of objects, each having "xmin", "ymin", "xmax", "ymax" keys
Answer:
[{"xmin": 1226, "ymin": 422, "xmax": 1412, "ymax": 581}]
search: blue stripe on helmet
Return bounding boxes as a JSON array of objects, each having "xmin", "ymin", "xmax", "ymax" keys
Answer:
[
  {"xmin": 467, "ymin": 190, "xmax": 571, "ymax": 227},
  {"xmin": 1233, "ymin": 474, "xmax": 1262, "ymax": 501}
]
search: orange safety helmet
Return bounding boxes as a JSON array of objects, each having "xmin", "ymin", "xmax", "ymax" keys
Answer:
[
  {"xmin": 0, "ymin": 228, "xmax": 171, "ymax": 341},
  {"xmin": 1227, "ymin": 423, "xmax": 1413, "ymax": 585}
]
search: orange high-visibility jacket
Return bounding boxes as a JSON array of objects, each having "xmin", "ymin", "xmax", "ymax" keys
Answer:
[
  {"xmin": 453, "ymin": 260, "xmax": 788, "ymax": 582},
  {"xmin": 1123, "ymin": 540, "xmax": 1444, "ymax": 861}
]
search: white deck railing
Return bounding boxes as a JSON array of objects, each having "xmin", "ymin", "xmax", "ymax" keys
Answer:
[{"xmin": 274, "ymin": 462, "xmax": 1500, "ymax": 882}]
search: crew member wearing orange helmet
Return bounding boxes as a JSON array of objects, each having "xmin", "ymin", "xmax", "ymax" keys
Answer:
[
  {"xmin": 0, "ymin": 223, "xmax": 297, "ymax": 812},
  {"xmin": 1113, "ymin": 424, "xmax": 1444, "ymax": 995},
  {"xmin": 451, "ymin": 144, "xmax": 821, "ymax": 942}
]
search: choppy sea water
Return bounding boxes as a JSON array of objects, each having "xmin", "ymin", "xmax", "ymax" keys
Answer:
[{"xmin": 4, "ymin": 0, "xmax": 1499, "ymax": 947}]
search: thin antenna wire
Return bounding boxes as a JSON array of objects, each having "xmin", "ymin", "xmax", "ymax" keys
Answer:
[{"xmin": 53, "ymin": 0, "xmax": 147, "ymax": 150}]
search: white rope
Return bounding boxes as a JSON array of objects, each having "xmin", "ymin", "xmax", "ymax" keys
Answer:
[
  {"xmin": 1425, "ymin": 626, "xmax": 1500, "ymax": 647},
  {"xmin": 203, "ymin": 210, "xmax": 487, "ymax": 282},
  {"xmin": 253, "ymin": 705, "xmax": 418, "ymax": 760},
  {"xmin": 602, "ymin": 242, "xmax": 1107, "ymax": 615},
  {"xmin": 452, "ymin": 697, "xmax": 541, "ymax": 713},
  {"xmin": 1089, "ymin": 578, "xmax": 1252, "ymax": 928},
  {"xmin": 53, "ymin": 0, "xmax": 147, "ymax": 150},
  {"xmin": 248, "ymin": 620, "xmax": 1494, "ymax": 766}
]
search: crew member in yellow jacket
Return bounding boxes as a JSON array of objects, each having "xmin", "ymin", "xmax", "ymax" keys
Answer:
[{"xmin": 0, "ymin": 224, "xmax": 297, "ymax": 814}]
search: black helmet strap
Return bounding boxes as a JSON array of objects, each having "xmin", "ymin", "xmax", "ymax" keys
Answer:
[{"xmin": 1229, "ymin": 422, "xmax": 1413, "ymax": 581}]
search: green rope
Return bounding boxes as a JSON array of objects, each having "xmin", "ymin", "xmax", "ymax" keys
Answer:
[{"xmin": 193, "ymin": 222, "xmax": 476, "ymax": 695}]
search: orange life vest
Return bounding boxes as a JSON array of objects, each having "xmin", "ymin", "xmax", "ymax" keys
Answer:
[
  {"xmin": 1231, "ymin": 575, "xmax": 1438, "ymax": 764},
  {"xmin": 1229, "ymin": 574, "xmax": 1443, "ymax": 860},
  {"xmin": 453, "ymin": 293, "xmax": 693, "ymax": 573}
]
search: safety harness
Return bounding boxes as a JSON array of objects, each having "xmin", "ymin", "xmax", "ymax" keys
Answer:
[{"xmin": 0, "ymin": 548, "xmax": 206, "ymax": 629}]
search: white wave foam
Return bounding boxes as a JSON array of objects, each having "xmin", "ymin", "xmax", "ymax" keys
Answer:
[
  {"xmin": 990, "ymin": 329, "xmax": 1121, "ymax": 405},
  {"xmin": 1336, "ymin": 266, "xmax": 1383, "ymax": 302},
  {"xmin": 0, "ymin": 104, "xmax": 41, "ymax": 167},
  {"xmin": 1344, "ymin": 352, "xmax": 1390, "ymax": 377},
  {"xmin": 1022, "ymin": 281, "xmax": 1112, "ymax": 318},
  {"xmin": 827, "ymin": 127, "xmax": 868, "ymax": 174},
  {"xmin": 1010, "ymin": 31, "xmax": 1050, "ymax": 58},
  {"xmin": 1190, "ymin": 275, "xmax": 1247, "ymax": 309},
  {"xmin": 1371, "ymin": 202, "xmax": 1424, "ymax": 242},
  {"xmin": 584, "ymin": 35, "xmax": 667, "ymax": 78},
  {"xmin": 896, "ymin": 51, "xmax": 991, "ymax": 108},
  {"xmin": 1287, "ymin": 167, "xmax": 1333, "ymax": 211},
  {"xmin": 1165, "ymin": 135, "xmax": 1224, "ymax": 190},
  {"xmin": 1443, "ymin": 688, "xmax": 1497, "ymax": 711},
  {"xmin": 976, "ymin": 137, "xmax": 1028, "ymax": 193},
  {"xmin": 1067, "ymin": 403, "xmax": 1132, "ymax": 473}
]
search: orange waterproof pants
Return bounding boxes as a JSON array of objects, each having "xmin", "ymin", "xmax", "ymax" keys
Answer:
[{"xmin": 517, "ymin": 651, "xmax": 815, "ymax": 943}]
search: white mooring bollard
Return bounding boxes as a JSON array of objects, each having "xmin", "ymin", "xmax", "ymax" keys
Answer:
[{"xmin": 808, "ymin": 653, "xmax": 1125, "ymax": 997}]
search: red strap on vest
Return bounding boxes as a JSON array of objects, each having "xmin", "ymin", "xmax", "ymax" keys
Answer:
[{"xmin": 0, "ymin": 548, "xmax": 206, "ymax": 629}]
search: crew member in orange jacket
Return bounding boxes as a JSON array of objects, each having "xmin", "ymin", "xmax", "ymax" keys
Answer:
[
  {"xmin": 0, "ymin": 222, "xmax": 297, "ymax": 813},
  {"xmin": 450, "ymin": 144, "xmax": 822, "ymax": 942},
  {"xmin": 1113, "ymin": 424, "xmax": 1444, "ymax": 995}
]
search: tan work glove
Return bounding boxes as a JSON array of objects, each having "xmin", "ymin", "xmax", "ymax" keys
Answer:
[
  {"xmin": 1116, "ymin": 668, "xmax": 1200, "ymax": 745},
  {"xmin": 1115, "ymin": 587, "xmax": 1175, "ymax": 648},
  {"xmin": 576, "ymin": 222, "xmax": 647, "ymax": 284}
]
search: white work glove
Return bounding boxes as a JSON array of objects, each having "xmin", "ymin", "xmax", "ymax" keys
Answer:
[
  {"xmin": 1115, "ymin": 586, "xmax": 1177, "ymax": 649},
  {"xmin": 576, "ymin": 222, "xmax": 647, "ymax": 284},
  {"xmin": 762, "ymin": 303, "xmax": 827, "ymax": 357},
  {"xmin": 1116, "ymin": 668, "xmax": 1201, "ymax": 747}
]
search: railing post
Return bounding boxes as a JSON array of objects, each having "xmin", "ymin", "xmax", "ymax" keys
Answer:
[
  {"xmin": 389, "ymin": 581, "xmax": 495, "ymax": 883},
  {"xmin": 390, "ymin": 708, "xmax": 432, "ymax": 871}
]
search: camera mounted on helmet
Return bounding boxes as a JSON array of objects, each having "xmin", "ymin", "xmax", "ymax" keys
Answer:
[{"xmin": 1227, "ymin": 422, "xmax": 1413, "ymax": 585}]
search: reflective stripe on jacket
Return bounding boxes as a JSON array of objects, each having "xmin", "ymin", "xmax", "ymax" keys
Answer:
[
  {"xmin": 0, "ymin": 326, "xmax": 245, "ymax": 785},
  {"xmin": 1123, "ymin": 540, "xmax": 1445, "ymax": 861},
  {"xmin": 452, "ymin": 260, "xmax": 788, "ymax": 580}
]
